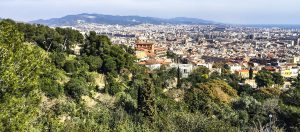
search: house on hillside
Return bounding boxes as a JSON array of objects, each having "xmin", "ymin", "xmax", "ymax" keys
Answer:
[{"xmin": 170, "ymin": 63, "xmax": 193, "ymax": 78}]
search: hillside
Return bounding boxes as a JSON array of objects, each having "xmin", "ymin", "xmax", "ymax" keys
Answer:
[{"xmin": 0, "ymin": 19, "xmax": 299, "ymax": 131}]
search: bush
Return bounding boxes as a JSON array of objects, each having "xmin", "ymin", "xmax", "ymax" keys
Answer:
[
  {"xmin": 253, "ymin": 87, "xmax": 282, "ymax": 100},
  {"xmin": 63, "ymin": 60, "xmax": 76, "ymax": 73},
  {"xmin": 116, "ymin": 92, "xmax": 137, "ymax": 113},
  {"xmin": 187, "ymin": 66, "xmax": 210, "ymax": 85},
  {"xmin": 63, "ymin": 59, "xmax": 89, "ymax": 73},
  {"xmin": 82, "ymin": 55, "xmax": 103, "ymax": 72},
  {"xmin": 50, "ymin": 52, "xmax": 66, "ymax": 69},
  {"xmin": 106, "ymin": 77, "xmax": 124, "ymax": 95},
  {"xmin": 169, "ymin": 112, "xmax": 236, "ymax": 131},
  {"xmin": 64, "ymin": 78, "xmax": 89, "ymax": 101},
  {"xmin": 185, "ymin": 80, "xmax": 238, "ymax": 113},
  {"xmin": 235, "ymin": 84, "xmax": 254, "ymax": 96},
  {"xmin": 40, "ymin": 78, "xmax": 64, "ymax": 98},
  {"xmin": 102, "ymin": 56, "xmax": 117, "ymax": 75}
]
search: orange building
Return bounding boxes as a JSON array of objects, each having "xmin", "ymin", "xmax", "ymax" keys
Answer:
[
  {"xmin": 235, "ymin": 70, "xmax": 258, "ymax": 79},
  {"xmin": 154, "ymin": 47, "xmax": 167, "ymax": 58},
  {"xmin": 135, "ymin": 40, "xmax": 154, "ymax": 53}
]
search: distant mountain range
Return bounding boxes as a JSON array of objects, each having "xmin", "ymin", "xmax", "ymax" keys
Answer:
[{"xmin": 30, "ymin": 13, "xmax": 217, "ymax": 26}]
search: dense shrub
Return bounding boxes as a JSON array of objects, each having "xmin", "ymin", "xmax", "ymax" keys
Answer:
[{"xmin": 64, "ymin": 78, "xmax": 89, "ymax": 100}]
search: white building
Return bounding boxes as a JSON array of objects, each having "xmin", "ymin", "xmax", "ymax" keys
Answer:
[
  {"xmin": 196, "ymin": 63, "xmax": 213, "ymax": 70},
  {"xmin": 170, "ymin": 63, "xmax": 193, "ymax": 78},
  {"xmin": 290, "ymin": 68, "xmax": 299, "ymax": 78},
  {"xmin": 229, "ymin": 64, "xmax": 242, "ymax": 73},
  {"xmin": 146, "ymin": 64, "xmax": 161, "ymax": 70}
]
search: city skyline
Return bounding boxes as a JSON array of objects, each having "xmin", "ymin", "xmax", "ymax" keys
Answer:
[{"xmin": 1, "ymin": 0, "xmax": 300, "ymax": 25}]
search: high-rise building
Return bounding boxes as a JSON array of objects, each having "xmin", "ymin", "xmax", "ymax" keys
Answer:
[{"xmin": 294, "ymin": 37, "xmax": 300, "ymax": 45}]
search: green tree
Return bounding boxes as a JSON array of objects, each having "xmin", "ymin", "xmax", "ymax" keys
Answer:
[
  {"xmin": 292, "ymin": 74, "xmax": 300, "ymax": 89},
  {"xmin": 55, "ymin": 27, "xmax": 84, "ymax": 53},
  {"xmin": 102, "ymin": 56, "xmax": 117, "ymax": 75},
  {"xmin": 166, "ymin": 50, "xmax": 178, "ymax": 61},
  {"xmin": 255, "ymin": 70, "xmax": 274, "ymax": 88},
  {"xmin": 39, "ymin": 73, "xmax": 64, "ymax": 98},
  {"xmin": 63, "ymin": 60, "xmax": 76, "ymax": 73},
  {"xmin": 253, "ymin": 87, "xmax": 282, "ymax": 100},
  {"xmin": 137, "ymin": 78, "xmax": 156, "ymax": 122},
  {"xmin": 236, "ymin": 84, "xmax": 254, "ymax": 95},
  {"xmin": 232, "ymin": 96, "xmax": 265, "ymax": 124},
  {"xmin": 249, "ymin": 67, "xmax": 253, "ymax": 79},
  {"xmin": 279, "ymin": 83, "xmax": 300, "ymax": 131},
  {"xmin": 81, "ymin": 31, "xmax": 111, "ymax": 56},
  {"xmin": 50, "ymin": 52, "xmax": 66, "ymax": 69},
  {"xmin": 82, "ymin": 55, "xmax": 103, "ymax": 72},
  {"xmin": 105, "ymin": 74, "xmax": 124, "ymax": 95},
  {"xmin": 210, "ymin": 71, "xmax": 221, "ymax": 80},
  {"xmin": 64, "ymin": 78, "xmax": 89, "ymax": 101},
  {"xmin": 0, "ymin": 20, "xmax": 47, "ymax": 131},
  {"xmin": 185, "ymin": 80, "xmax": 238, "ymax": 113},
  {"xmin": 188, "ymin": 66, "xmax": 210, "ymax": 84},
  {"xmin": 116, "ymin": 92, "xmax": 137, "ymax": 113},
  {"xmin": 255, "ymin": 70, "xmax": 284, "ymax": 88},
  {"xmin": 272, "ymin": 72, "xmax": 284, "ymax": 86},
  {"xmin": 63, "ymin": 59, "xmax": 89, "ymax": 74},
  {"xmin": 281, "ymin": 80, "xmax": 300, "ymax": 107}
]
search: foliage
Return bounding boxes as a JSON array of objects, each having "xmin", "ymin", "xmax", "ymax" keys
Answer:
[
  {"xmin": 235, "ymin": 84, "xmax": 254, "ymax": 96},
  {"xmin": 210, "ymin": 71, "xmax": 222, "ymax": 80},
  {"xmin": 0, "ymin": 19, "xmax": 298, "ymax": 131},
  {"xmin": 63, "ymin": 58, "xmax": 89, "ymax": 74},
  {"xmin": 232, "ymin": 96, "xmax": 266, "ymax": 124},
  {"xmin": 167, "ymin": 112, "xmax": 236, "ymax": 131},
  {"xmin": 81, "ymin": 55, "xmax": 103, "ymax": 72},
  {"xmin": 253, "ymin": 87, "xmax": 282, "ymax": 100},
  {"xmin": 81, "ymin": 31, "xmax": 111, "ymax": 56},
  {"xmin": 278, "ymin": 77, "xmax": 300, "ymax": 130},
  {"xmin": 102, "ymin": 55, "xmax": 117, "ymax": 75},
  {"xmin": 63, "ymin": 60, "xmax": 77, "ymax": 73},
  {"xmin": 292, "ymin": 75, "xmax": 300, "ymax": 89},
  {"xmin": 138, "ymin": 78, "xmax": 156, "ymax": 122},
  {"xmin": 272, "ymin": 72, "xmax": 284, "ymax": 86},
  {"xmin": 0, "ymin": 20, "xmax": 47, "ymax": 131},
  {"xmin": 64, "ymin": 78, "xmax": 89, "ymax": 101},
  {"xmin": 278, "ymin": 103, "xmax": 300, "ymax": 131},
  {"xmin": 105, "ymin": 74, "xmax": 124, "ymax": 95},
  {"xmin": 14, "ymin": 21, "xmax": 84, "ymax": 52},
  {"xmin": 255, "ymin": 70, "xmax": 284, "ymax": 88},
  {"xmin": 39, "ymin": 74, "xmax": 64, "ymax": 98},
  {"xmin": 187, "ymin": 66, "xmax": 210, "ymax": 85},
  {"xmin": 116, "ymin": 92, "xmax": 137, "ymax": 113},
  {"xmin": 166, "ymin": 50, "xmax": 178, "ymax": 61},
  {"xmin": 50, "ymin": 52, "xmax": 67, "ymax": 69},
  {"xmin": 185, "ymin": 80, "xmax": 238, "ymax": 113},
  {"xmin": 249, "ymin": 67, "xmax": 254, "ymax": 79}
]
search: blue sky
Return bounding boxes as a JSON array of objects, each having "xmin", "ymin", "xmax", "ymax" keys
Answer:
[{"xmin": 0, "ymin": 0, "xmax": 299, "ymax": 24}]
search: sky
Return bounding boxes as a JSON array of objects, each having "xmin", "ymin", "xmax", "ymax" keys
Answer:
[{"xmin": 0, "ymin": 0, "xmax": 299, "ymax": 24}]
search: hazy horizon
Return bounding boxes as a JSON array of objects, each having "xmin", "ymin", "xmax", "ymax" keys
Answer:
[{"xmin": 1, "ymin": 0, "xmax": 300, "ymax": 25}]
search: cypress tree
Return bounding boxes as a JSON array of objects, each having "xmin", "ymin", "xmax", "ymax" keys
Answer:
[
  {"xmin": 137, "ymin": 77, "xmax": 156, "ymax": 122},
  {"xmin": 177, "ymin": 66, "xmax": 181, "ymax": 88},
  {"xmin": 249, "ymin": 67, "xmax": 253, "ymax": 79}
]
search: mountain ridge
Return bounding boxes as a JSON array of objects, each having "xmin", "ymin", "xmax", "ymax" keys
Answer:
[{"xmin": 30, "ymin": 13, "xmax": 217, "ymax": 26}]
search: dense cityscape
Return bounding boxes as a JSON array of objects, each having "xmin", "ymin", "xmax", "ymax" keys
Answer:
[
  {"xmin": 69, "ymin": 22, "xmax": 300, "ymax": 89},
  {"xmin": 1, "ymin": 0, "xmax": 300, "ymax": 131}
]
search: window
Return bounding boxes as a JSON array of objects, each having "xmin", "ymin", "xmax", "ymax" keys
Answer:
[{"xmin": 184, "ymin": 69, "xmax": 187, "ymax": 73}]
